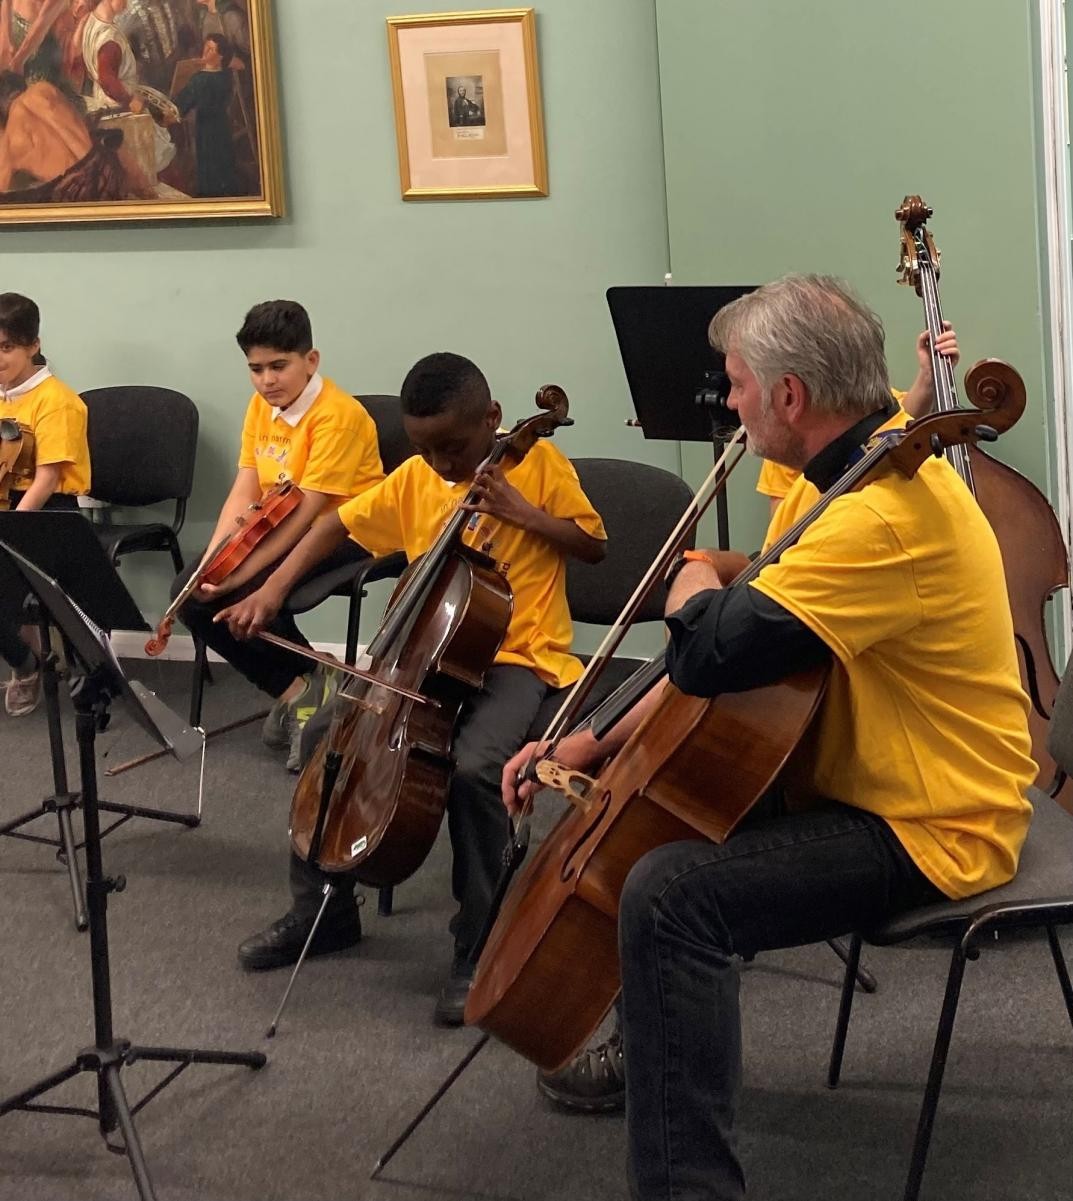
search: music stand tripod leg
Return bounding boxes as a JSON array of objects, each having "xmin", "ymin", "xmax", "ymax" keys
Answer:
[
  {"xmin": 0, "ymin": 605, "xmax": 88, "ymax": 930},
  {"xmin": 0, "ymin": 671, "xmax": 266, "ymax": 1201}
]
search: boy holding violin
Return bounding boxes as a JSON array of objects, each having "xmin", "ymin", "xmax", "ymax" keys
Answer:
[
  {"xmin": 0, "ymin": 292, "xmax": 90, "ymax": 718},
  {"xmin": 217, "ymin": 351, "xmax": 607, "ymax": 1025},
  {"xmin": 171, "ymin": 299, "xmax": 383, "ymax": 766},
  {"xmin": 502, "ymin": 276, "xmax": 1034, "ymax": 1199}
]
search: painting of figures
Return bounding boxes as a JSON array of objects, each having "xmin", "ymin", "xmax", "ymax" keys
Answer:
[{"xmin": 0, "ymin": 0, "xmax": 283, "ymax": 222}]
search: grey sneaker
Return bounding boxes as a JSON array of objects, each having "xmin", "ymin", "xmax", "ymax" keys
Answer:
[
  {"xmin": 286, "ymin": 664, "xmax": 340, "ymax": 772},
  {"xmin": 5, "ymin": 666, "xmax": 41, "ymax": 717},
  {"xmin": 261, "ymin": 690, "xmax": 294, "ymax": 749}
]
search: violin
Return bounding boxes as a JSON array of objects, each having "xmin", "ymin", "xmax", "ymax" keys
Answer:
[
  {"xmin": 288, "ymin": 385, "xmax": 573, "ymax": 887},
  {"xmin": 144, "ymin": 478, "xmax": 302, "ymax": 655},
  {"xmin": 896, "ymin": 196, "xmax": 1069, "ymax": 793},
  {"xmin": 465, "ymin": 368, "xmax": 1026, "ymax": 1072},
  {"xmin": 0, "ymin": 419, "xmax": 35, "ymax": 511}
]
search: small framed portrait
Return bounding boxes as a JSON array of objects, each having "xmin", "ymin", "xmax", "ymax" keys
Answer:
[
  {"xmin": 0, "ymin": 0, "xmax": 284, "ymax": 225},
  {"xmin": 386, "ymin": 7, "xmax": 548, "ymax": 201}
]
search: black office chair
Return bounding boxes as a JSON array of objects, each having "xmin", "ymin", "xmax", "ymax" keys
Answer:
[
  {"xmin": 826, "ymin": 661, "xmax": 1073, "ymax": 1201},
  {"xmin": 82, "ymin": 386, "xmax": 199, "ymax": 572},
  {"xmin": 189, "ymin": 395, "xmax": 413, "ymax": 727},
  {"xmin": 525, "ymin": 456, "xmax": 695, "ymax": 739},
  {"xmin": 376, "ymin": 456, "xmax": 695, "ymax": 918},
  {"xmin": 282, "ymin": 395, "xmax": 413, "ymax": 663}
]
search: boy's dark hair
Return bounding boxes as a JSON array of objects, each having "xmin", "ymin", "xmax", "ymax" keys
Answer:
[
  {"xmin": 0, "ymin": 293, "xmax": 40, "ymax": 347},
  {"xmin": 205, "ymin": 32, "xmax": 233, "ymax": 66},
  {"xmin": 400, "ymin": 352, "xmax": 490, "ymax": 418},
  {"xmin": 236, "ymin": 300, "xmax": 314, "ymax": 356}
]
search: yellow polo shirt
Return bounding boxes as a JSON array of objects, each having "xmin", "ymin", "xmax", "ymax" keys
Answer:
[
  {"xmin": 751, "ymin": 412, "xmax": 1034, "ymax": 899},
  {"xmin": 336, "ymin": 439, "xmax": 607, "ymax": 688},
  {"xmin": 238, "ymin": 376, "xmax": 383, "ymax": 504},
  {"xmin": 757, "ymin": 389, "xmax": 907, "ymax": 501},
  {"xmin": 2, "ymin": 373, "xmax": 90, "ymax": 494}
]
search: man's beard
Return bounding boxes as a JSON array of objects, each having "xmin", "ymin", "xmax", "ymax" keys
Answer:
[{"xmin": 745, "ymin": 399, "xmax": 805, "ymax": 469}]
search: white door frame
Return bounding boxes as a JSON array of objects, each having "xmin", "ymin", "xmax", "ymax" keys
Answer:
[{"xmin": 1038, "ymin": 0, "xmax": 1073, "ymax": 659}]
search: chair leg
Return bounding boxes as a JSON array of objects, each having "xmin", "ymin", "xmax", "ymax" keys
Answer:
[
  {"xmin": 827, "ymin": 933, "xmax": 862, "ymax": 1088},
  {"xmin": 346, "ymin": 589, "xmax": 366, "ymax": 666},
  {"xmin": 827, "ymin": 936, "xmax": 877, "ymax": 993},
  {"xmin": 903, "ymin": 945, "xmax": 969, "ymax": 1201},
  {"xmin": 190, "ymin": 637, "xmax": 209, "ymax": 728},
  {"xmin": 167, "ymin": 534, "xmax": 184, "ymax": 575},
  {"xmin": 1046, "ymin": 925, "xmax": 1073, "ymax": 1032},
  {"xmin": 378, "ymin": 887, "xmax": 394, "ymax": 918}
]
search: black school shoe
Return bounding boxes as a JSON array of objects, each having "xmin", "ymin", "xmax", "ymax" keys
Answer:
[
  {"xmin": 433, "ymin": 960, "xmax": 475, "ymax": 1026},
  {"xmin": 536, "ymin": 1029, "xmax": 625, "ymax": 1113},
  {"xmin": 238, "ymin": 906, "xmax": 362, "ymax": 971}
]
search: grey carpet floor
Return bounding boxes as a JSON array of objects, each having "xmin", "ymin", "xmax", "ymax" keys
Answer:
[{"xmin": 0, "ymin": 660, "xmax": 1070, "ymax": 1201}]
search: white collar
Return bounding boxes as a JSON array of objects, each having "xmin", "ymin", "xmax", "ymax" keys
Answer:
[
  {"xmin": 1, "ymin": 365, "xmax": 51, "ymax": 402},
  {"xmin": 270, "ymin": 372, "xmax": 323, "ymax": 427}
]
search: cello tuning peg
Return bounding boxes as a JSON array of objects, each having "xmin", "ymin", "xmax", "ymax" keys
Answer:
[
  {"xmin": 929, "ymin": 433, "xmax": 945, "ymax": 458},
  {"xmin": 973, "ymin": 424, "xmax": 999, "ymax": 443}
]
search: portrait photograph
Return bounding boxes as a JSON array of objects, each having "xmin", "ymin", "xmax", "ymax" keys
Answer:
[
  {"xmin": 387, "ymin": 8, "xmax": 547, "ymax": 200},
  {"xmin": 0, "ymin": 0, "xmax": 283, "ymax": 223}
]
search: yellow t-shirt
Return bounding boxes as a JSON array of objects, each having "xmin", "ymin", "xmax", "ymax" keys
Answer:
[
  {"xmin": 756, "ymin": 388, "xmax": 907, "ymax": 501},
  {"xmin": 750, "ymin": 412, "xmax": 1035, "ymax": 899},
  {"xmin": 336, "ymin": 439, "xmax": 607, "ymax": 688},
  {"xmin": 238, "ymin": 377, "xmax": 383, "ymax": 504},
  {"xmin": 2, "ymin": 373, "xmax": 90, "ymax": 494}
]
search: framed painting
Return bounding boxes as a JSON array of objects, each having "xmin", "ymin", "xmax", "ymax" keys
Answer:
[
  {"xmin": 0, "ymin": 0, "xmax": 283, "ymax": 224},
  {"xmin": 386, "ymin": 7, "xmax": 548, "ymax": 200}
]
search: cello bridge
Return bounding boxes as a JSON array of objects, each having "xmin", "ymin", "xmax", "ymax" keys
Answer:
[{"xmin": 535, "ymin": 759, "xmax": 596, "ymax": 814}]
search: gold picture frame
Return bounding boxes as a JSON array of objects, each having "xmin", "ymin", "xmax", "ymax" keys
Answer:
[
  {"xmin": 386, "ymin": 8, "xmax": 548, "ymax": 201},
  {"xmin": 0, "ymin": 0, "xmax": 284, "ymax": 225}
]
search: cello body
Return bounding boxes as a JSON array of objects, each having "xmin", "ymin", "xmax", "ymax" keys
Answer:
[
  {"xmin": 465, "ymin": 666, "xmax": 826, "ymax": 1071},
  {"xmin": 290, "ymin": 545, "xmax": 513, "ymax": 885}
]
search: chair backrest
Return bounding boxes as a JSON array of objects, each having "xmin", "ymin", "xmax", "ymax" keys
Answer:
[
  {"xmin": 1047, "ymin": 655, "xmax": 1073, "ymax": 779},
  {"xmin": 567, "ymin": 457, "xmax": 695, "ymax": 626},
  {"xmin": 358, "ymin": 394, "xmax": 415, "ymax": 474},
  {"xmin": 82, "ymin": 386, "xmax": 199, "ymax": 506}
]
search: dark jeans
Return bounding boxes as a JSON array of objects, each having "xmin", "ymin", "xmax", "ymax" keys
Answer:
[
  {"xmin": 171, "ymin": 539, "xmax": 369, "ymax": 699},
  {"xmin": 290, "ymin": 662, "xmax": 553, "ymax": 960},
  {"xmin": 619, "ymin": 802, "xmax": 944, "ymax": 1201},
  {"xmin": 0, "ymin": 493, "xmax": 79, "ymax": 672}
]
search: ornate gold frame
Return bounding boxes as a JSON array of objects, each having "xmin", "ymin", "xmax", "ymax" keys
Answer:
[
  {"xmin": 386, "ymin": 8, "xmax": 548, "ymax": 201},
  {"xmin": 0, "ymin": 0, "xmax": 284, "ymax": 225}
]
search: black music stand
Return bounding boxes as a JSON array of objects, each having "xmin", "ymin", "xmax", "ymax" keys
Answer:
[
  {"xmin": 0, "ymin": 543, "xmax": 265, "ymax": 1201},
  {"xmin": 606, "ymin": 284, "xmax": 755, "ymax": 550},
  {"xmin": 0, "ymin": 512, "xmax": 200, "ymax": 931}
]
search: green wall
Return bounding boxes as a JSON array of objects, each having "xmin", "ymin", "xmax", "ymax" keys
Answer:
[
  {"xmin": 0, "ymin": 0, "xmax": 671, "ymax": 648},
  {"xmin": 2, "ymin": 0, "xmax": 1059, "ymax": 657},
  {"xmin": 657, "ymin": 0, "xmax": 1052, "ymax": 556}
]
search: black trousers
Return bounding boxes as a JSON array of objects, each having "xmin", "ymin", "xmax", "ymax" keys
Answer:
[
  {"xmin": 171, "ymin": 539, "xmax": 369, "ymax": 699},
  {"xmin": 0, "ymin": 493, "xmax": 79, "ymax": 672},
  {"xmin": 289, "ymin": 662, "xmax": 553, "ymax": 960}
]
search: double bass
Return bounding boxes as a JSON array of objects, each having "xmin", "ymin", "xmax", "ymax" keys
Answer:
[
  {"xmin": 466, "ymin": 369, "xmax": 1026, "ymax": 1071},
  {"xmin": 288, "ymin": 386, "xmax": 572, "ymax": 887},
  {"xmin": 896, "ymin": 196, "xmax": 1070, "ymax": 794}
]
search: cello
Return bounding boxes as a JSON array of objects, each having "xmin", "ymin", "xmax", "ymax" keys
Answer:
[
  {"xmin": 896, "ymin": 196, "xmax": 1070, "ymax": 795},
  {"xmin": 465, "ymin": 366, "xmax": 1026, "ymax": 1072},
  {"xmin": 288, "ymin": 386, "xmax": 572, "ymax": 887}
]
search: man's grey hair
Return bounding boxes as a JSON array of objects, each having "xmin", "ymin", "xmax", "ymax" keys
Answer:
[{"xmin": 708, "ymin": 274, "xmax": 892, "ymax": 416}]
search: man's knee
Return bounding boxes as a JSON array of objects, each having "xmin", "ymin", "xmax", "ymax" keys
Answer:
[{"xmin": 621, "ymin": 842, "xmax": 733, "ymax": 954}]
